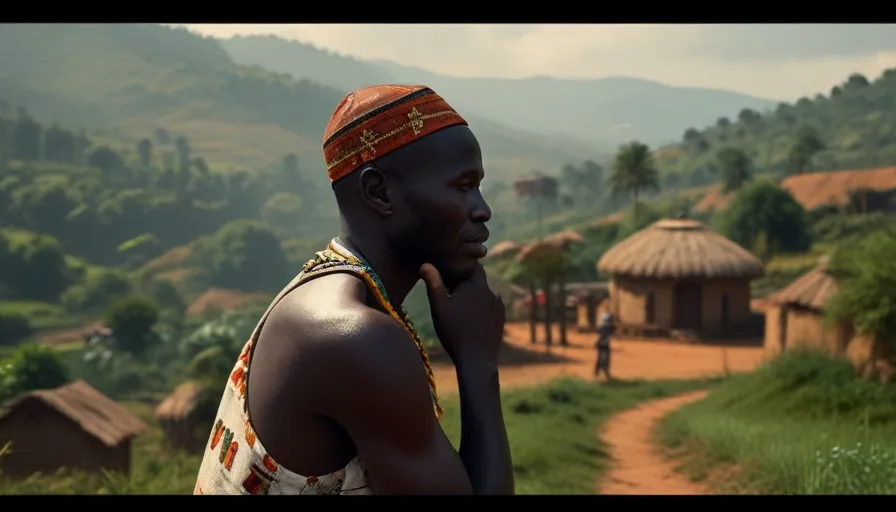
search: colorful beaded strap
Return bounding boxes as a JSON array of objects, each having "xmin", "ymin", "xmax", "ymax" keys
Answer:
[{"xmin": 303, "ymin": 239, "xmax": 443, "ymax": 420}]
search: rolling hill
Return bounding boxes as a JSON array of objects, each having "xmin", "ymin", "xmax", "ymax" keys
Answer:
[
  {"xmin": 217, "ymin": 34, "xmax": 779, "ymax": 151},
  {"xmin": 653, "ymin": 69, "xmax": 896, "ymax": 181},
  {"xmin": 0, "ymin": 24, "xmax": 602, "ymax": 183}
]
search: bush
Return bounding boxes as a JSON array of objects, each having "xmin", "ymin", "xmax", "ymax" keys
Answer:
[{"xmin": 0, "ymin": 313, "xmax": 31, "ymax": 346}]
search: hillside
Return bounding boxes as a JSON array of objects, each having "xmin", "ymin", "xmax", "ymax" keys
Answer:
[
  {"xmin": 218, "ymin": 34, "xmax": 778, "ymax": 151},
  {"xmin": 0, "ymin": 24, "xmax": 601, "ymax": 183},
  {"xmin": 694, "ymin": 166, "xmax": 896, "ymax": 213},
  {"xmin": 654, "ymin": 69, "xmax": 896, "ymax": 182}
]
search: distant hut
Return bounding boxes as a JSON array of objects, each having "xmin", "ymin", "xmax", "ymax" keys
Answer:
[
  {"xmin": 597, "ymin": 218, "xmax": 765, "ymax": 339},
  {"xmin": 762, "ymin": 257, "xmax": 892, "ymax": 379},
  {"xmin": 488, "ymin": 240, "xmax": 522, "ymax": 260},
  {"xmin": 154, "ymin": 381, "xmax": 218, "ymax": 453},
  {"xmin": 0, "ymin": 380, "xmax": 149, "ymax": 478},
  {"xmin": 569, "ymin": 282, "xmax": 611, "ymax": 332}
]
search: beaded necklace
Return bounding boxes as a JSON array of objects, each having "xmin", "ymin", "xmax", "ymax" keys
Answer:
[{"xmin": 302, "ymin": 239, "xmax": 443, "ymax": 420}]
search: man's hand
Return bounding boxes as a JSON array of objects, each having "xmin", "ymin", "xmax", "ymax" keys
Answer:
[{"xmin": 419, "ymin": 262, "xmax": 505, "ymax": 367}]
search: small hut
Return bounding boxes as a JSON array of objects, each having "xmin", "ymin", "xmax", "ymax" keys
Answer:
[
  {"xmin": 154, "ymin": 381, "xmax": 218, "ymax": 453},
  {"xmin": 569, "ymin": 282, "xmax": 611, "ymax": 332},
  {"xmin": 0, "ymin": 380, "xmax": 149, "ymax": 478},
  {"xmin": 597, "ymin": 218, "xmax": 765, "ymax": 339},
  {"xmin": 762, "ymin": 257, "xmax": 892, "ymax": 379}
]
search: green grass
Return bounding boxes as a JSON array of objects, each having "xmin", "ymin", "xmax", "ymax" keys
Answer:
[
  {"xmin": 0, "ymin": 300, "xmax": 84, "ymax": 332},
  {"xmin": 657, "ymin": 350, "xmax": 896, "ymax": 494},
  {"xmin": 0, "ymin": 376, "xmax": 719, "ymax": 494}
]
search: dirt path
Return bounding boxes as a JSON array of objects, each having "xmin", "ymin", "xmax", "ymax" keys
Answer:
[
  {"xmin": 596, "ymin": 390, "xmax": 710, "ymax": 495},
  {"xmin": 430, "ymin": 322, "xmax": 764, "ymax": 397}
]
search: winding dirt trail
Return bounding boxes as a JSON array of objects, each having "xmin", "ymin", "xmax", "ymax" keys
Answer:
[
  {"xmin": 430, "ymin": 322, "xmax": 764, "ymax": 397},
  {"xmin": 597, "ymin": 390, "xmax": 710, "ymax": 495}
]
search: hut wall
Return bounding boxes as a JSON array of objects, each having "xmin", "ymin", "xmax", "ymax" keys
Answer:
[
  {"xmin": 763, "ymin": 305, "xmax": 785, "ymax": 358},
  {"xmin": 576, "ymin": 302, "xmax": 590, "ymax": 331},
  {"xmin": 610, "ymin": 277, "xmax": 674, "ymax": 330},
  {"xmin": 784, "ymin": 307, "xmax": 848, "ymax": 354},
  {"xmin": 611, "ymin": 277, "xmax": 753, "ymax": 337},
  {"xmin": 0, "ymin": 399, "xmax": 130, "ymax": 478},
  {"xmin": 700, "ymin": 279, "xmax": 752, "ymax": 338}
]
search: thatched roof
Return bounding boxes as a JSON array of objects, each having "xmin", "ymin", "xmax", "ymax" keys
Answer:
[
  {"xmin": 488, "ymin": 240, "xmax": 522, "ymax": 259},
  {"xmin": 0, "ymin": 380, "xmax": 149, "ymax": 447},
  {"xmin": 154, "ymin": 381, "xmax": 207, "ymax": 422},
  {"xmin": 764, "ymin": 257, "xmax": 836, "ymax": 311},
  {"xmin": 517, "ymin": 230, "xmax": 583, "ymax": 264},
  {"xmin": 597, "ymin": 218, "xmax": 765, "ymax": 280}
]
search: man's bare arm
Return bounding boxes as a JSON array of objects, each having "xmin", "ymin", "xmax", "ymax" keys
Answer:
[
  {"xmin": 320, "ymin": 315, "xmax": 474, "ymax": 495},
  {"xmin": 456, "ymin": 360, "xmax": 513, "ymax": 494}
]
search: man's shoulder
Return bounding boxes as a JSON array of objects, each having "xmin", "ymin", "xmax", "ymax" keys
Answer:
[{"xmin": 260, "ymin": 273, "xmax": 412, "ymax": 364}]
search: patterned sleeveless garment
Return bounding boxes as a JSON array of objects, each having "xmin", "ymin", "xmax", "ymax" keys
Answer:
[{"xmin": 193, "ymin": 238, "xmax": 441, "ymax": 495}]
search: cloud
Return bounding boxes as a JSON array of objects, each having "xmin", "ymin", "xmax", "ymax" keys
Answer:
[{"xmin": 182, "ymin": 24, "xmax": 896, "ymax": 101}]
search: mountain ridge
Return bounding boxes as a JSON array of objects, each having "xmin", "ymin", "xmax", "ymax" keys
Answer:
[{"xmin": 218, "ymin": 34, "xmax": 779, "ymax": 151}]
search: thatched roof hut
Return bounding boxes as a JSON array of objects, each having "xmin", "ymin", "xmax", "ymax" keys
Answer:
[
  {"xmin": 0, "ymin": 380, "xmax": 148, "ymax": 477},
  {"xmin": 516, "ymin": 230, "xmax": 583, "ymax": 265},
  {"xmin": 764, "ymin": 256, "xmax": 835, "ymax": 312},
  {"xmin": 488, "ymin": 240, "xmax": 522, "ymax": 260},
  {"xmin": 760, "ymin": 256, "xmax": 891, "ymax": 380},
  {"xmin": 597, "ymin": 219, "xmax": 765, "ymax": 280},
  {"xmin": 596, "ymin": 218, "xmax": 765, "ymax": 339},
  {"xmin": 154, "ymin": 381, "xmax": 217, "ymax": 452}
]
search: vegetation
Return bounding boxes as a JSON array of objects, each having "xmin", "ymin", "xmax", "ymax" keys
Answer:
[
  {"xmin": 658, "ymin": 351, "xmax": 896, "ymax": 494},
  {"xmin": 826, "ymin": 230, "xmax": 896, "ymax": 346},
  {"xmin": 0, "ymin": 376, "xmax": 719, "ymax": 494},
  {"xmin": 658, "ymin": 70, "xmax": 896, "ymax": 181}
]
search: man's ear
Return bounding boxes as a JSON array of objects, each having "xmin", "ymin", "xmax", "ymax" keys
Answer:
[{"xmin": 357, "ymin": 165, "xmax": 393, "ymax": 217}]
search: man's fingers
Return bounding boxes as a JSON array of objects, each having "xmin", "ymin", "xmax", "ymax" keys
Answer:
[{"xmin": 419, "ymin": 263, "xmax": 447, "ymax": 305}]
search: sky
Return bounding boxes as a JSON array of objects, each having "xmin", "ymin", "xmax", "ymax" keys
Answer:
[{"xmin": 183, "ymin": 24, "xmax": 896, "ymax": 101}]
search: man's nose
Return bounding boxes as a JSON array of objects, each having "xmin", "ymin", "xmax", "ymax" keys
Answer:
[{"xmin": 470, "ymin": 189, "xmax": 492, "ymax": 222}]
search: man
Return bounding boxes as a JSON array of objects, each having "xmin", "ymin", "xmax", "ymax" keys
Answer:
[
  {"xmin": 193, "ymin": 85, "xmax": 514, "ymax": 495},
  {"xmin": 594, "ymin": 311, "xmax": 614, "ymax": 380}
]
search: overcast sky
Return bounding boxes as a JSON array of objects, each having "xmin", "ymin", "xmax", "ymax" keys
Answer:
[{"xmin": 183, "ymin": 24, "xmax": 896, "ymax": 101}]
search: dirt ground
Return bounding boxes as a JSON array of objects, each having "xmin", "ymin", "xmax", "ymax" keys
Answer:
[
  {"xmin": 430, "ymin": 322, "xmax": 766, "ymax": 396},
  {"xmin": 596, "ymin": 390, "xmax": 710, "ymax": 495}
]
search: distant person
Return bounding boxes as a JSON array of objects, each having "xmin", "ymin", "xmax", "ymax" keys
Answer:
[
  {"xmin": 595, "ymin": 312, "xmax": 615, "ymax": 380},
  {"xmin": 193, "ymin": 85, "xmax": 513, "ymax": 495}
]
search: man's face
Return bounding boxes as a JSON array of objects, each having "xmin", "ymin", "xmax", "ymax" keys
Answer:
[{"xmin": 385, "ymin": 126, "xmax": 492, "ymax": 289}]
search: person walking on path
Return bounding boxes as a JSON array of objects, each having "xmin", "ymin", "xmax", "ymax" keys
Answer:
[{"xmin": 594, "ymin": 312, "xmax": 615, "ymax": 380}]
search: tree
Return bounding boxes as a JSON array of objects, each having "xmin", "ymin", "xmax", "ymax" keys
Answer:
[
  {"xmin": 137, "ymin": 138, "xmax": 153, "ymax": 168},
  {"xmin": 717, "ymin": 181, "xmax": 812, "ymax": 261},
  {"xmin": 826, "ymin": 231, "xmax": 896, "ymax": 354},
  {"xmin": 608, "ymin": 141, "xmax": 660, "ymax": 218},
  {"xmin": 104, "ymin": 295, "xmax": 160, "ymax": 355},
  {"xmin": 788, "ymin": 126, "xmax": 825, "ymax": 175},
  {"xmin": 261, "ymin": 192, "xmax": 304, "ymax": 234},
  {"xmin": 189, "ymin": 220, "xmax": 290, "ymax": 292},
  {"xmin": 714, "ymin": 147, "xmax": 753, "ymax": 193},
  {"xmin": 0, "ymin": 344, "xmax": 69, "ymax": 402}
]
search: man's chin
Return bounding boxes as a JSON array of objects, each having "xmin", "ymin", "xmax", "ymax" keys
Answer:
[{"xmin": 439, "ymin": 262, "xmax": 478, "ymax": 291}]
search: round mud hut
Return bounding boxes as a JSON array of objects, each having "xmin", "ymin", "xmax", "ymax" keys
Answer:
[{"xmin": 596, "ymin": 218, "xmax": 765, "ymax": 340}]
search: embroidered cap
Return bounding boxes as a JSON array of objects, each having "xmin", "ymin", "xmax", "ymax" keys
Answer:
[{"xmin": 322, "ymin": 85, "xmax": 468, "ymax": 183}]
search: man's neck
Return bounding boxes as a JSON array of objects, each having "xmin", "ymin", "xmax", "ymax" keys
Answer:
[{"xmin": 336, "ymin": 230, "xmax": 419, "ymax": 306}]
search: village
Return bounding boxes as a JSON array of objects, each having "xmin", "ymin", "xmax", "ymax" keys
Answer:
[
  {"xmin": 0, "ymin": 163, "xmax": 893, "ymax": 493},
  {"xmin": 0, "ymin": 23, "xmax": 895, "ymax": 495}
]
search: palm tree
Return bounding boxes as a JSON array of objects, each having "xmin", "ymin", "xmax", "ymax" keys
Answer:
[{"xmin": 607, "ymin": 141, "xmax": 660, "ymax": 218}]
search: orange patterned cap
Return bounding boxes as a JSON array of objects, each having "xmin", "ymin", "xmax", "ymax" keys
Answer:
[{"xmin": 322, "ymin": 85, "xmax": 468, "ymax": 183}]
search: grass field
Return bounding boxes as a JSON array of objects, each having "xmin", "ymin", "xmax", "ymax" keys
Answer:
[
  {"xmin": 658, "ymin": 351, "xmax": 896, "ymax": 494},
  {"xmin": 0, "ymin": 376, "xmax": 719, "ymax": 494},
  {"xmin": 0, "ymin": 300, "xmax": 85, "ymax": 333}
]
